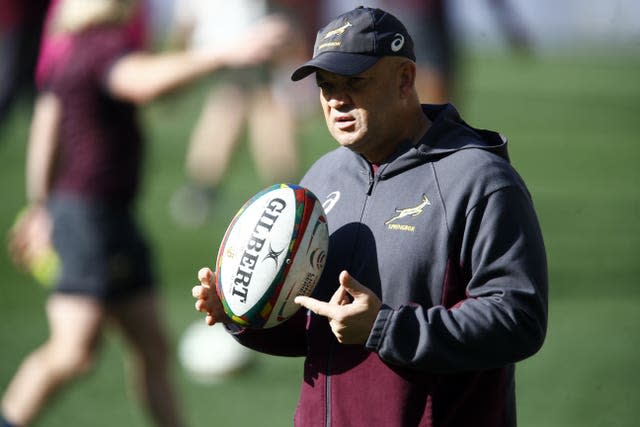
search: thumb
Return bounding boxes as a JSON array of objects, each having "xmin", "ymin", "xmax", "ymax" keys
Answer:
[{"xmin": 339, "ymin": 270, "xmax": 370, "ymax": 299}]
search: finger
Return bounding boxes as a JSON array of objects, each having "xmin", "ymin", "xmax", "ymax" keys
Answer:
[
  {"xmin": 198, "ymin": 267, "xmax": 214, "ymax": 287},
  {"xmin": 294, "ymin": 296, "xmax": 337, "ymax": 319},
  {"xmin": 205, "ymin": 313, "xmax": 216, "ymax": 326},
  {"xmin": 328, "ymin": 284, "xmax": 349, "ymax": 306},
  {"xmin": 192, "ymin": 285, "xmax": 207, "ymax": 299},
  {"xmin": 9, "ymin": 230, "xmax": 27, "ymax": 255},
  {"xmin": 339, "ymin": 270, "xmax": 369, "ymax": 298},
  {"xmin": 339, "ymin": 271, "xmax": 382, "ymax": 318},
  {"xmin": 195, "ymin": 299, "xmax": 209, "ymax": 313}
]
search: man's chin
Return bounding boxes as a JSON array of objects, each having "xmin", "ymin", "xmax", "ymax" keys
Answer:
[{"xmin": 332, "ymin": 130, "xmax": 360, "ymax": 148}]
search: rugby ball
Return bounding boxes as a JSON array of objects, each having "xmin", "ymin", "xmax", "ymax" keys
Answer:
[{"xmin": 215, "ymin": 183, "xmax": 328, "ymax": 328}]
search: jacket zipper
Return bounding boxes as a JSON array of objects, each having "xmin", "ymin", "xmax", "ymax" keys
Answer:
[
  {"xmin": 325, "ymin": 165, "xmax": 377, "ymax": 427},
  {"xmin": 325, "ymin": 340, "xmax": 332, "ymax": 427},
  {"xmin": 366, "ymin": 169, "xmax": 375, "ymax": 196}
]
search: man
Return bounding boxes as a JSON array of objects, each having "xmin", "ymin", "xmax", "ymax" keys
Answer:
[{"xmin": 193, "ymin": 6, "xmax": 547, "ymax": 427}]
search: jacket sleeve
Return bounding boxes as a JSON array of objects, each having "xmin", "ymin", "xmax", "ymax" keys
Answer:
[{"xmin": 366, "ymin": 186, "xmax": 548, "ymax": 373}]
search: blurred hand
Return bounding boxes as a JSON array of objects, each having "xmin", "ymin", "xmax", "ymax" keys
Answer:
[
  {"xmin": 295, "ymin": 271, "xmax": 382, "ymax": 345},
  {"xmin": 192, "ymin": 267, "xmax": 230, "ymax": 325},
  {"xmin": 8, "ymin": 205, "xmax": 52, "ymax": 271},
  {"xmin": 214, "ymin": 14, "xmax": 292, "ymax": 68}
]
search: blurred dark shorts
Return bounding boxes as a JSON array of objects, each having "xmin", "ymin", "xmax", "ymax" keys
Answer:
[
  {"xmin": 48, "ymin": 192, "xmax": 155, "ymax": 302},
  {"xmin": 203, "ymin": 64, "xmax": 272, "ymax": 91},
  {"xmin": 416, "ymin": 16, "xmax": 455, "ymax": 73}
]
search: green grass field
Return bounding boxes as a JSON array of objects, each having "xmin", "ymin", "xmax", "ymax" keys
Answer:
[{"xmin": 1, "ymin": 50, "xmax": 639, "ymax": 426}]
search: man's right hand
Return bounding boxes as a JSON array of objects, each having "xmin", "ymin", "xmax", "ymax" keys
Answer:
[{"xmin": 192, "ymin": 267, "xmax": 230, "ymax": 325}]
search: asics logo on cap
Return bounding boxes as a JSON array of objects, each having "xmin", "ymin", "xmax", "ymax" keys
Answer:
[{"xmin": 391, "ymin": 33, "xmax": 405, "ymax": 52}]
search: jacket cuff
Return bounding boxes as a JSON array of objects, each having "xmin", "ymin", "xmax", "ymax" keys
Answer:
[
  {"xmin": 224, "ymin": 323, "xmax": 245, "ymax": 335},
  {"xmin": 365, "ymin": 304, "xmax": 393, "ymax": 352}
]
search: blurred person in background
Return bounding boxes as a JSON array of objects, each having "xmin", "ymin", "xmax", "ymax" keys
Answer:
[
  {"xmin": 382, "ymin": 0, "xmax": 532, "ymax": 104},
  {"xmin": 1, "ymin": 0, "xmax": 288, "ymax": 426},
  {"xmin": 323, "ymin": 0, "xmax": 532, "ymax": 104},
  {"xmin": 34, "ymin": 0, "xmax": 149, "ymax": 91},
  {"xmin": 168, "ymin": 0, "xmax": 320, "ymax": 228},
  {"xmin": 0, "ymin": 0, "xmax": 50, "ymax": 125}
]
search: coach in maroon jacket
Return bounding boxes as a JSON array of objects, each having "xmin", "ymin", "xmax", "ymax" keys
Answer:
[{"xmin": 193, "ymin": 6, "xmax": 547, "ymax": 427}]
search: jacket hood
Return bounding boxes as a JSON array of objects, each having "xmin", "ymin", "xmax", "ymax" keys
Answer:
[{"xmin": 380, "ymin": 103, "xmax": 509, "ymax": 178}]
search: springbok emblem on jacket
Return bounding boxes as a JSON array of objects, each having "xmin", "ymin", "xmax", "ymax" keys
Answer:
[{"xmin": 385, "ymin": 195, "xmax": 431, "ymax": 225}]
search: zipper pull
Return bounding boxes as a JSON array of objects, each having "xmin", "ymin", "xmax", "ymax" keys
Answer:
[
  {"xmin": 366, "ymin": 162, "xmax": 381, "ymax": 195},
  {"xmin": 366, "ymin": 170, "xmax": 375, "ymax": 195}
]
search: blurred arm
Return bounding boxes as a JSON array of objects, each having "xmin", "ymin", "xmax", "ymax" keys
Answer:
[
  {"xmin": 106, "ymin": 49, "xmax": 227, "ymax": 104},
  {"xmin": 107, "ymin": 15, "xmax": 290, "ymax": 104},
  {"xmin": 26, "ymin": 92, "xmax": 61, "ymax": 204},
  {"xmin": 10, "ymin": 92, "xmax": 60, "ymax": 270}
]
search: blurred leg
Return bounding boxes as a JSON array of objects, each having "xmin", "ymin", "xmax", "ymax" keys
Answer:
[
  {"xmin": 185, "ymin": 84, "xmax": 248, "ymax": 187},
  {"xmin": 171, "ymin": 84, "xmax": 248, "ymax": 227},
  {"xmin": 109, "ymin": 291, "xmax": 185, "ymax": 427},
  {"xmin": 1, "ymin": 294, "xmax": 104, "ymax": 426},
  {"xmin": 247, "ymin": 87, "xmax": 299, "ymax": 184}
]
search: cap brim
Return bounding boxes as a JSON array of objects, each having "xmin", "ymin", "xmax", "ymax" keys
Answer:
[{"xmin": 290, "ymin": 52, "xmax": 380, "ymax": 81}]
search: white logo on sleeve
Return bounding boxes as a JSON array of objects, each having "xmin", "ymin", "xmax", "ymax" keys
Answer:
[
  {"xmin": 391, "ymin": 34, "xmax": 405, "ymax": 52},
  {"xmin": 322, "ymin": 191, "xmax": 340, "ymax": 214}
]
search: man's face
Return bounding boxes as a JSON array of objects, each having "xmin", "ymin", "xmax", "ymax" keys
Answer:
[{"xmin": 316, "ymin": 57, "xmax": 405, "ymax": 163}]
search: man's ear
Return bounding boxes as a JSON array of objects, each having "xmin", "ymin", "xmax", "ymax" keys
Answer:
[{"xmin": 398, "ymin": 60, "xmax": 417, "ymax": 99}]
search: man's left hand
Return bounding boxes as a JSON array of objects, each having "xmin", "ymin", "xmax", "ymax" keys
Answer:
[{"xmin": 295, "ymin": 270, "xmax": 381, "ymax": 344}]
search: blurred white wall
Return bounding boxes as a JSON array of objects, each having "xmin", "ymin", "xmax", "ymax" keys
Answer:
[
  {"xmin": 453, "ymin": 0, "xmax": 640, "ymax": 50},
  {"xmin": 149, "ymin": 0, "xmax": 640, "ymax": 51}
]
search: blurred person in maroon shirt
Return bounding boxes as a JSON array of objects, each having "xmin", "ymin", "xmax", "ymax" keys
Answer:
[{"xmin": 2, "ymin": 1, "xmax": 289, "ymax": 426}]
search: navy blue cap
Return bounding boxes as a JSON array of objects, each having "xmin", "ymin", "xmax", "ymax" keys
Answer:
[{"xmin": 291, "ymin": 6, "xmax": 415, "ymax": 81}]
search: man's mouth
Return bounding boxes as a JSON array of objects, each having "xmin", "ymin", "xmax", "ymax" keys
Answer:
[{"xmin": 334, "ymin": 114, "xmax": 355, "ymax": 130}]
